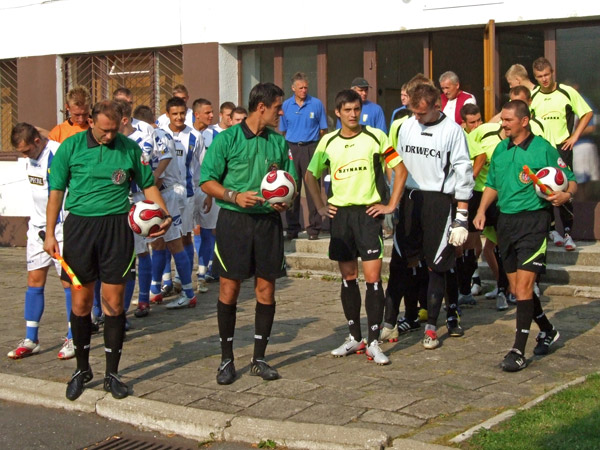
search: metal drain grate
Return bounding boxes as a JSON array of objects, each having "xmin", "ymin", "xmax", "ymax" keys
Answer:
[{"xmin": 81, "ymin": 434, "xmax": 195, "ymax": 450}]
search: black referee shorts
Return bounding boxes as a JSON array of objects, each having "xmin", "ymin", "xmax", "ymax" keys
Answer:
[
  {"xmin": 213, "ymin": 208, "xmax": 285, "ymax": 281},
  {"xmin": 62, "ymin": 213, "xmax": 135, "ymax": 285},
  {"xmin": 497, "ymin": 209, "xmax": 551, "ymax": 274}
]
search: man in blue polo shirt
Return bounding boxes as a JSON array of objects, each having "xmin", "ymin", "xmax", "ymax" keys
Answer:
[
  {"xmin": 336, "ymin": 77, "xmax": 387, "ymax": 133},
  {"xmin": 280, "ymin": 72, "xmax": 328, "ymax": 240}
]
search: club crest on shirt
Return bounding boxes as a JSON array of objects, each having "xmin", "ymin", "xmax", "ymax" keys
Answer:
[
  {"xmin": 112, "ymin": 168, "xmax": 127, "ymax": 185},
  {"xmin": 519, "ymin": 170, "xmax": 531, "ymax": 184},
  {"xmin": 557, "ymin": 157, "xmax": 567, "ymax": 168}
]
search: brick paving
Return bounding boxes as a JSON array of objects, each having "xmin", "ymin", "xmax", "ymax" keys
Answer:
[{"xmin": 1, "ymin": 246, "xmax": 599, "ymax": 446}]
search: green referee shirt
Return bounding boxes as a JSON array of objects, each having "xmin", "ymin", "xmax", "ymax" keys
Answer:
[
  {"xmin": 308, "ymin": 126, "xmax": 402, "ymax": 207},
  {"xmin": 200, "ymin": 120, "xmax": 298, "ymax": 214},
  {"xmin": 486, "ymin": 133, "xmax": 576, "ymax": 215},
  {"xmin": 530, "ymin": 83, "xmax": 592, "ymax": 147},
  {"xmin": 50, "ymin": 129, "xmax": 154, "ymax": 217}
]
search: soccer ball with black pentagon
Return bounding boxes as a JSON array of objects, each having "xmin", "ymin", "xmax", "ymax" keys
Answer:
[
  {"xmin": 128, "ymin": 200, "xmax": 165, "ymax": 237},
  {"xmin": 534, "ymin": 167, "xmax": 568, "ymax": 199},
  {"xmin": 261, "ymin": 170, "xmax": 297, "ymax": 204}
]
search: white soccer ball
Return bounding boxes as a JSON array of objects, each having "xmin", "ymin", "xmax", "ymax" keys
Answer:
[
  {"xmin": 260, "ymin": 170, "xmax": 297, "ymax": 205},
  {"xmin": 128, "ymin": 200, "xmax": 165, "ymax": 237},
  {"xmin": 534, "ymin": 166, "xmax": 568, "ymax": 199}
]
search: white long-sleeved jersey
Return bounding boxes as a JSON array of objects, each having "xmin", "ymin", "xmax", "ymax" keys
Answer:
[{"xmin": 397, "ymin": 113, "xmax": 474, "ymax": 201}]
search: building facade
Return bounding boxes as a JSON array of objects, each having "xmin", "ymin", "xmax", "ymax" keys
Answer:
[{"xmin": 1, "ymin": 0, "xmax": 600, "ymax": 242}]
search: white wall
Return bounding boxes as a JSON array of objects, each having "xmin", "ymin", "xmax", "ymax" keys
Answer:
[
  {"xmin": 0, "ymin": 159, "xmax": 32, "ymax": 217},
  {"xmin": 1, "ymin": 0, "xmax": 599, "ymax": 59}
]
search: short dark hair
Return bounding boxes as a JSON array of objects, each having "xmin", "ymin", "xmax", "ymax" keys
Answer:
[
  {"xmin": 166, "ymin": 96, "xmax": 187, "ymax": 113},
  {"xmin": 219, "ymin": 101, "xmax": 236, "ymax": 113},
  {"xmin": 91, "ymin": 100, "xmax": 122, "ymax": 123},
  {"xmin": 405, "ymin": 73, "xmax": 434, "ymax": 97},
  {"xmin": 192, "ymin": 98, "xmax": 212, "ymax": 112},
  {"xmin": 509, "ymin": 85, "xmax": 532, "ymax": 100},
  {"xmin": 460, "ymin": 104, "xmax": 480, "ymax": 121},
  {"xmin": 502, "ymin": 99, "xmax": 531, "ymax": 120},
  {"xmin": 114, "ymin": 99, "xmax": 132, "ymax": 119},
  {"xmin": 11, "ymin": 122, "xmax": 41, "ymax": 147},
  {"xmin": 231, "ymin": 106, "xmax": 248, "ymax": 117},
  {"xmin": 113, "ymin": 87, "xmax": 132, "ymax": 99},
  {"xmin": 133, "ymin": 105, "xmax": 155, "ymax": 124},
  {"xmin": 334, "ymin": 89, "xmax": 362, "ymax": 111},
  {"xmin": 248, "ymin": 83, "xmax": 284, "ymax": 112},
  {"xmin": 532, "ymin": 57, "xmax": 553, "ymax": 73},
  {"xmin": 409, "ymin": 84, "xmax": 440, "ymax": 110}
]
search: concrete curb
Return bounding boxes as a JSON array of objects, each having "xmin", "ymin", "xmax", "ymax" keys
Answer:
[
  {"xmin": 449, "ymin": 371, "xmax": 597, "ymax": 444},
  {"xmin": 224, "ymin": 416, "xmax": 389, "ymax": 450},
  {"xmin": 0, "ymin": 372, "xmax": 391, "ymax": 449}
]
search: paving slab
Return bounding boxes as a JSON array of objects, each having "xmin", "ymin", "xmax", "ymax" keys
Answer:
[{"xmin": 1, "ymin": 246, "xmax": 600, "ymax": 448}]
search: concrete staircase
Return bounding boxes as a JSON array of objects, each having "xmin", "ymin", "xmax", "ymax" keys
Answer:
[{"xmin": 284, "ymin": 235, "xmax": 600, "ymax": 299}]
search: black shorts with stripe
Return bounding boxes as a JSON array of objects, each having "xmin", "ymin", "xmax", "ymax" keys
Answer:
[
  {"xmin": 497, "ymin": 209, "xmax": 551, "ymax": 274},
  {"xmin": 213, "ymin": 208, "xmax": 285, "ymax": 280},
  {"xmin": 62, "ymin": 213, "xmax": 135, "ymax": 285},
  {"xmin": 394, "ymin": 190, "xmax": 456, "ymax": 272},
  {"xmin": 329, "ymin": 206, "xmax": 383, "ymax": 262},
  {"xmin": 467, "ymin": 190, "xmax": 498, "ymax": 232}
]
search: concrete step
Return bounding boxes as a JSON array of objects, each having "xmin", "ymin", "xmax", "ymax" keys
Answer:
[{"xmin": 288, "ymin": 237, "xmax": 600, "ymax": 266}]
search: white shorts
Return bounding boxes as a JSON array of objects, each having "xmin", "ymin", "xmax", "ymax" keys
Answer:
[
  {"xmin": 181, "ymin": 195, "xmax": 195, "ymax": 235},
  {"xmin": 193, "ymin": 187, "xmax": 219, "ymax": 229},
  {"xmin": 573, "ymin": 141, "xmax": 600, "ymax": 183},
  {"xmin": 160, "ymin": 188, "xmax": 185, "ymax": 243},
  {"xmin": 27, "ymin": 223, "xmax": 63, "ymax": 274}
]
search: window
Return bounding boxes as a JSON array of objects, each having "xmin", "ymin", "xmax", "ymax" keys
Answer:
[
  {"xmin": 241, "ymin": 47, "xmax": 274, "ymax": 108},
  {"xmin": 62, "ymin": 47, "xmax": 183, "ymax": 120},
  {"xmin": 0, "ymin": 59, "xmax": 17, "ymax": 152}
]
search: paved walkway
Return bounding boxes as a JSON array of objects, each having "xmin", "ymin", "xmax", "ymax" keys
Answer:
[{"xmin": 1, "ymin": 246, "xmax": 599, "ymax": 448}]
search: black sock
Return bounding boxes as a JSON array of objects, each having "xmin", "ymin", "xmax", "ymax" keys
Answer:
[
  {"xmin": 70, "ymin": 311, "xmax": 92, "ymax": 372},
  {"xmin": 464, "ymin": 249, "xmax": 478, "ymax": 286},
  {"xmin": 427, "ymin": 270, "xmax": 445, "ymax": 326},
  {"xmin": 495, "ymin": 246, "xmax": 509, "ymax": 291},
  {"xmin": 104, "ymin": 312, "xmax": 126, "ymax": 375},
  {"xmin": 217, "ymin": 300, "xmax": 237, "ymax": 361},
  {"xmin": 456, "ymin": 255, "xmax": 471, "ymax": 295},
  {"xmin": 384, "ymin": 258, "xmax": 407, "ymax": 325},
  {"xmin": 341, "ymin": 279, "xmax": 362, "ymax": 341},
  {"xmin": 445, "ymin": 269, "xmax": 459, "ymax": 320},
  {"xmin": 417, "ymin": 261, "xmax": 429, "ymax": 310},
  {"xmin": 365, "ymin": 281, "xmax": 385, "ymax": 345},
  {"xmin": 254, "ymin": 302, "xmax": 275, "ymax": 360},
  {"xmin": 513, "ymin": 299, "xmax": 534, "ymax": 353},
  {"xmin": 533, "ymin": 293, "xmax": 552, "ymax": 332},
  {"xmin": 404, "ymin": 266, "xmax": 420, "ymax": 321}
]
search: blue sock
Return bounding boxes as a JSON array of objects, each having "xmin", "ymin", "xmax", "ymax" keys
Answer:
[
  {"xmin": 199, "ymin": 228, "xmax": 216, "ymax": 269},
  {"xmin": 172, "ymin": 250, "xmax": 194, "ymax": 298},
  {"xmin": 194, "ymin": 233, "xmax": 202, "ymax": 260},
  {"xmin": 151, "ymin": 249, "xmax": 167, "ymax": 295},
  {"xmin": 93, "ymin": 280, "xmax": 102, "ymax": 318},
  {"xmin": 64, "ymin": 287, "xmax": 73, "ymax": 339},
  {"xmin": 25, "ymin": 286, "xmax": 44, "ymax": 342},
  {"xmin": 138, "ymin": 253, "xmax": 152, "ymax": 305},
  {"xmin": 184, "ymin": 242, "xmax": 195, "ymax": 271},
  {"xmin": 162, "ymin": 250, "xmax": 173, "ymax": 288},
  {"xmin": 124, "ymin": 277, "xmax": 136, "ymax": 312}
]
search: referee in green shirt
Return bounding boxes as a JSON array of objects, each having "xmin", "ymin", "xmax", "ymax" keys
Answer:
[
  {"xmin": 201, "ymin": 83, "xmax": 298, "ymax": 385},
  {"xmin": 474, "ymin": 100, "xmax": 576, "ymax": 372},
  {"xmin": 45, "ymin": 100, "xmax": 171, "ymax": 401}
]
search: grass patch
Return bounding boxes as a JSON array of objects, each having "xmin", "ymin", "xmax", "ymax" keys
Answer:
[{"xmin": 464, "ymin": 373, "xmax": 600, "ymax": 450}]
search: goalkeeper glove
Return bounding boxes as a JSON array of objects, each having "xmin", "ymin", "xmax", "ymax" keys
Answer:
[{"xmin": 448, "ymin": 209, "xmax": 469, "ymax": 246}]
